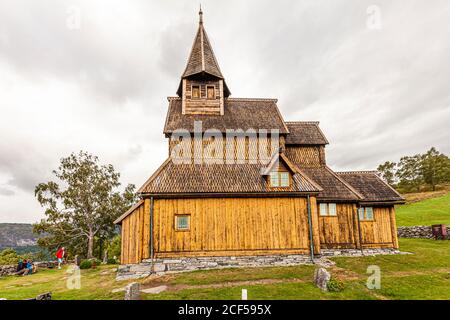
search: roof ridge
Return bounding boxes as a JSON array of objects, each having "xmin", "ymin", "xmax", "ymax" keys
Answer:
[
  {"xmin": 336, "ymin": 170, "xmax": 378, "ymax": 175},
  {"xmin": 227, "ymin": 98, "xmax": 278, "ymax": 102},
  {"xmin": 285, "ymin": 121, "xmax": 320, "ymax": 125}
]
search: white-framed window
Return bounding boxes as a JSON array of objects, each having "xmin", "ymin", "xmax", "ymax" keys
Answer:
[
  {"xmin": 270, "ymin": 172, "xmax": 279, "ymax": 187},
  {"xmin": 175, "ymin": 214, "xmax": 190, "ymax": 231},
  {"xmin": 358, "ymin": 207, "xmax": 365, "ymax": 220},
  {"xmin": 359, "ymin": 207, "xmax": 374, "ymax": 221},
  {"xmin": 269, "ymin": 172, "xmax": 290, "ymax": 188},
  {"xmin": 320, "ymin": 203, "xmax": 337, "ymax": 216},
  {"xmin": 319, "ymin": 203, "xmax": 328, "ymax": 216},
  {"xmin": 365, "ymin": 207, "xmax": 374, "ymax": 220},
  {"xmin": 280, "ymin": 172, "xmax": 290, "ymax": 187},
  {"xmin": 328, "ymin": 203, "xmax": 337, "ymax": 216}
]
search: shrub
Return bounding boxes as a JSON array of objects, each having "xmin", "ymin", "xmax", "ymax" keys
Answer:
[
  {"xmin": 79, "ymin": 260, "xmax": 92, "ymax": 269},
  {"xmin": 327, "ymin": 278, "xmax": 344, "ymax": 292},
  {"xmin": 0, "ymin": 248, "xmax": 22, "ymax": 265},
  {"xmin": 106, "ymin": 258, "xmax": 117, "ymax": 265}
]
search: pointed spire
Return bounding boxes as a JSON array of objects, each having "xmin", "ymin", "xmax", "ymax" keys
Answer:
[
  {"xmin": 199, "ymin": 4, "xmax": 203, "ymax": 24},
  {"xmin": 177, "ymin": 8, "xmax": 230, "ymax": 97},
  {"xmin": 181, "ymin": 8, "xmax": 224, "ymax": 79}
]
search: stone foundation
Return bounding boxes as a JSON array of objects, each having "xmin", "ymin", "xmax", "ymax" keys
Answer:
[
  {"xmin": 321, "ymin": 248, "xmax": 401, "ymax": 257},
  {"xmin": 116, "ymin": 249, "xmax": 401, "ymax": 281}
]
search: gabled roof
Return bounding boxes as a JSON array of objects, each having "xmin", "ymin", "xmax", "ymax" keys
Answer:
[
  {"xmin": 336, "ymin": 171, "xmax": 405, "ymax": 204},
  {"xmin": 138, "ymin": 158, "xmax": 321, "ymax": 195},
  {"xmin": 114, "ymin": 200, "xmax": 144, "ymax": 224},
  {"xmin": 164, "ymin": 98, "xmax": 289, "ymax": 134},
  {"xmin": 285, "ymin": 122, "xmax": 329, "ymax": 145},
  {"xmin": 299, "ymin": 166, "xmax": 363, "ymax": 201}
]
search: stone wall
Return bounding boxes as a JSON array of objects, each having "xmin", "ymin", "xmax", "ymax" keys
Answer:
[
  {"xmin": 397, "ymin": 226, "xmax": 450, "ymax": 239},
  {"xmin": 0, "ymin": 261, "xmax": 58, "ymax": 277},
  {"xmin": 116, "ymin": 249, "xmax": 400, "ymax": 281}
]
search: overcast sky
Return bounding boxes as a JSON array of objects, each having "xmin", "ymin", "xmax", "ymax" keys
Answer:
[{"xmin": 0, "ymin": 0, "xmax": 449, "ymax": 223}]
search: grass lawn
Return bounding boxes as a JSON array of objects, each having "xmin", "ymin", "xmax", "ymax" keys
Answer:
[
  {"xmin": 2, "ymin": 191, "xmax": 449, "ymax": 300},
  {"xmin": 0, "ymin": 238, "xmax": 448, "ymax": 300},
  {"xmin": 396, "ymin": 192, "xmax": 450, "ymax": 226}
]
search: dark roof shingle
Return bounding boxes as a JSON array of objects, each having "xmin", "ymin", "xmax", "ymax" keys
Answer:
[
  {"xmin": 285, "ymin": 122, "xmax": 329, "ymax": 145},
  {"xmin": 139, "ymin": 159, "xmax": 320, "ymax": 194},
  {"xmin": 182, "ymin": 22, "xmax": 223, "ymax": 79},
  {"xmin": 300, "ymin": 166, "xmax": 361, "ymax": 201},
  {"xmin": 164, "ymin": 98, "xmax": 289, "ymax": 134},
  {"xmin": 336, "ymin": 171, "xmax": 405, "ymax": 203}
]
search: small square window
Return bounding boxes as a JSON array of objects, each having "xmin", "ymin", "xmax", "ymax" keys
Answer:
[
  {"xmin": 280, "ymin": 172, "xmax": 290, "ymax": 187},
  {"xmin": 365, "ymin": 207, "xmax": 374, "ymax": 220},
  {"xmin": 270, "ymin": 172, "xmax": 279, "ymax": 187},
  {"xmin": 175, "ymin": 215, "xmax": 190, "ymax": 231},
  {"xmin": 328, "ymin": 203, "xmax": 337, "ymax": 216},
  {"xmin": 358, "ymin": 208, "xmax": 365, "ymax": 220},
  {"xmin": 207, "ymin": 86, "xmax": 215, "ymax": 99},
  {"xmin": 319, "ymin": 203, "xmax": 328, "ymax": 216},
  {"xmin": 192, "ymin": 86, "xmax": 200, "ymax": 99}
]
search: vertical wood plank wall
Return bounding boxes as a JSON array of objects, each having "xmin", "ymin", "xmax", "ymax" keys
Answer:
[
  {"xmin": 318, "ymin": 204, "xmax": 359, "ymax": 249},
  {"xmin": 120, "ymin": 199, "xmax": 151, "ymax": 264},
  {"xmin": 359, "ymin": 207, "xmax": 396, "ymax": 248},
  {"xmin": 153, "ymin": 197, "xmax": 318, "ymax": 258},
  {"xmin": 120, "ymin": 198, "xmax": 399, "ymax": 264}
]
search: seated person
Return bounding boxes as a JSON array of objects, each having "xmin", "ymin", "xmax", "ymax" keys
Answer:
[
  {"xmin": 22, "ymin": 260, "xmax": 33, "ymax": 276},
  {"xmin": 16, "ymin": 259, "xmax": 28, "ymax": 276},
  {"xmin": 16, "ymin": 259, "xmax": 24, "ymax": 272}
]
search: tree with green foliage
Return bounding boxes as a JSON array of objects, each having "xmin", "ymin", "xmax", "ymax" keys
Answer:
[
  {"xmin": 396, "ymin": 154, "xmax": 423, "ymax": 192},
  {"xmin": 34, "ymin": 151, "xmax": 139, "ymax": 258},
  {"xmin": 377, "ymin": 161, "xmax": 397, "ymax": 185},
  {"xmin": 420, "ymin": 147, "xmax": 450, "ymax": 191}
]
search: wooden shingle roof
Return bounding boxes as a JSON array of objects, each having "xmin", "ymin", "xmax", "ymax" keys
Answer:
[
  {"xmin": 299, "ymin": 166, "xmax": 362, "ymax": 201},
  {"xmin": 177, "ymin": 9, "xmax": 230, "ymax": 97},
  {"xmin": 336, "ymin": 171, "xmax": 405, "ymax": 204},
  {"xmin": 182, "ymin": 19, "xmax": 223, "ymax": 79},
  {"xmin": 164, "ymin": 98, "xmax": 289, "ymax": 134},
  {"xmin": 139, "ymin": 159, "xmax": 320, "ymax": 195},
  {"xmin": 285, "ymin": 122, "xmax": 329, "ymax": 145}
]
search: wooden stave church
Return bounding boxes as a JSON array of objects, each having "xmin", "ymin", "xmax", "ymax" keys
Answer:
[{"xmin": 115, "ymin": 10, "xmax": 405, "ymax": 265}]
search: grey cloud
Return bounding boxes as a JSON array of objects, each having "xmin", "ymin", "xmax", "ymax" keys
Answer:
[
  {"xmin": 0, "ymin": 0, "xmax": 449, "ymax": 223},
  {"xmin": 0, "ymin": 187, "xmax": 15, "ymax": 196}
]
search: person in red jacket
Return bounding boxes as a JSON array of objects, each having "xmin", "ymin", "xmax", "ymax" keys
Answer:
[{"xmin": 56, "ymin": 247, "xmax": 65, "ymax": 269}]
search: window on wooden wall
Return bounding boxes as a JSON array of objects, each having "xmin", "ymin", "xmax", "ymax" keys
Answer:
[
  {"xmin": 359, "ymin": 207, "xmax": 374, "ymax": 221},
  {"xmin": 175, "ymin": 214, "xmax": 190, "ymax": 231},
  {"xmin": 269, "ymin": 172, "xmax": 290, "ymax": 187},
  {"xmin": 319, "ymin": 203, "xmax": 337, "ymax": 216},
  {"xmin": 207, "ymin": 86, "xmax": 215, "ymax": 99},
  {"xmin": 319, "ymin": 203, "xmax": 328, "ymax": 216},
  {"xmin": 328, "ymin": 203, "xmax": 337, "ymax": 216},
  {"xmin": 192, "ymin": 86, "xmax": 200, "ymax": 99}
]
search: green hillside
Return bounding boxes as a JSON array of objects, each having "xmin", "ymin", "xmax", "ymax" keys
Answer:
[
  {"xmin": 0, "ymin": 223, "xmax": 37, "ymax": 249},
  {"xmin": 396, "ymin": 192, "xmax": 450, "ymax": 226}
]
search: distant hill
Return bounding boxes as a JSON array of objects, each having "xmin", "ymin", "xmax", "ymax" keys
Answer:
[{"xmin": 0, "ymin": 223, "xmax": 38, "ymax": 249}]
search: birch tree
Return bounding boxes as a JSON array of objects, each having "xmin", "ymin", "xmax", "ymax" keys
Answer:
[{"xmin": 34, "ymin": 151, "xmax": 138, "ymax": 258}]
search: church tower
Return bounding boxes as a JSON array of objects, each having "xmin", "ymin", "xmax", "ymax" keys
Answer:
[{"xmin": 177, "ymin": 8, "xmax": 230, "ymax": 115}]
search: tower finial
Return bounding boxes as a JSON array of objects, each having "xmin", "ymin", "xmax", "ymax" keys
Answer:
[{"xmin": 199, "ymin": 4, "xmax": 203, "ymax": 24}]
